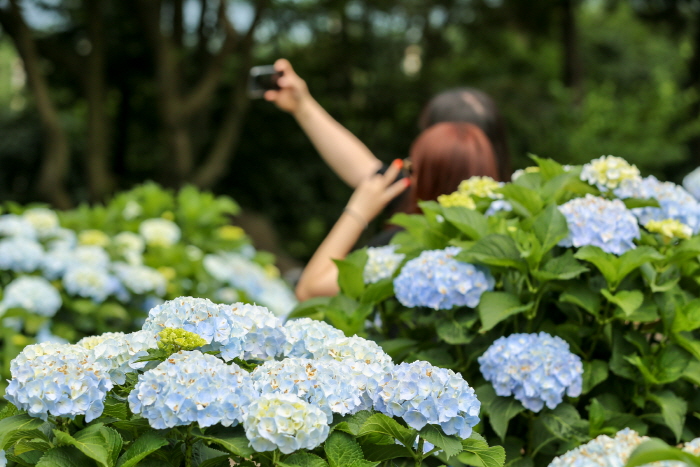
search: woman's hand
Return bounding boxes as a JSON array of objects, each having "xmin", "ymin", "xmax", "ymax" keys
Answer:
[
  {"xmin": 264, "ymin": 59, "xmax": 311, "ymax": 115},
  {"xmin": 345, "ymin": 159, "xmax": 411, "ymax": 226}
]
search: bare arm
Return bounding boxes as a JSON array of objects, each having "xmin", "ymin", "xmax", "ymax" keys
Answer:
[
  {"xmin": 265, "ymin": 59, "xmax": 382, "ymax": 188},
  {"xmin": 295, "ymin": 159, "xmax": 410, "ymax": 301}
]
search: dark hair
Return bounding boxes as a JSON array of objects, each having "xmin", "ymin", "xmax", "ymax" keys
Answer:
[
  {"xmin": 419, "ymin": 88, "xmax": 511, "ymax": 182},
  {"xmin": 404, "ymin": 122, "xmax": 499, "ymax": 214}
]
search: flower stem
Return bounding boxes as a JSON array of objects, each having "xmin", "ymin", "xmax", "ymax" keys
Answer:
[
  {"xmin": 415, "ymin": 437, "xmax": 425, "ymax": 467},
  {"xmin": 184, "ymin": 425, "xmax": 194, "ymax": 467}
]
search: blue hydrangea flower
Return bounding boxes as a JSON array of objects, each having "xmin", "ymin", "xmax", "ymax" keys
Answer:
[
  {"xmin": 46, "ymin": 228, "xmax": 77, "ymax": 251},
  {"xmin": 364, "ymin": 246, "xmax": 405, "ymax": 284},
  {"xmin": 252, "ymin": 358, "xmax": 365, "ymax": 422},
  {"xmin": 312, "ymin": 335, "xmax": 394, "ymax": 370},
  {"xmin": 142, "ymin": 297, "xmax": 248, "ymax": 361},
  {"xmin": 393, "ymin": 247, "xmax": 495, "ymax": 310},
  {"xmin": 243, "ymin": 393, "xmax": 329, "ymax": 454},
  {"xmin": 1, "ymin": 276, "xmax": 62, "ymax": 317},
  {"xmin": 78, "ymin": 330, "xmax": 159, "ymax": 385},
  {"xmin": 42, "ymin": 246, "xmax": 74, "ymax": 279},
  {"xmin": 73, "ymin": 245, "xmax": 111, "ymax": 269},
  {"xmin": 615, "ymin": 175, "xmax": 700, "ymax": 235},
  {"xmin": 548, "ymin": 428, "xmax": 687, "ymax": 467},
  {"xmin": 0, "ymin": 214, "xmax": 36, "ymax": 239},
  {"xmin": 558, "ymin": 195, "xmax": 640, "ymax": 255},
  {"xmin": 683, "ymin": 166, "xmax": 700, "ymax": 201},
  {"xmin": 281, "ymin": 318, "xmax": 345, "ymax": 358},
  {"xmin": 373, "ymin": 361, "xmax": 480, "ymax": 439},
  {"xmin": 203, "ymin": 253, "xmax": 297, "ymax": 317},
  {"xmin": 62, "ymin": 265, "xmax": 114, "ymax": 303},
  {"xmin": 128, "ymin": 350, "xmax": 255, "ymax": 429},
  {"xmin": 112, "ymin": 263, "xmax": 167, "ymax": 296},
  {"xmin": 0, "ymin": 237, "xmax": 44, "ymax": 272},
  {"xmin": 479, "ymin": 332, "xmax": 583, "ymax": 412},
  {"xmin": 485, "ymin": 200, "xmax": 513, "ymax": 217},
  {"xmin": 226, "ymin": 302, "xmax": 286, "ymax": 360},
  {"xmin": 5, "ymin": 343, "xmax": 113, "ymax": 422}
]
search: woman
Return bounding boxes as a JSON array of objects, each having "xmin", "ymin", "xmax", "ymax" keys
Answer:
[{"xmin": 264, "ymin": 60, "xmax": 502, "ymax": 300}]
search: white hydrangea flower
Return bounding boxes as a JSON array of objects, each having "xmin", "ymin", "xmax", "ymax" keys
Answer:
[
  {"xmin": 139, "ymin": 218, "xmax": 181, "ymax": 247},
  {"xmin": 580, "ymin": 155, "xmax": 641, "ymax": 191}
]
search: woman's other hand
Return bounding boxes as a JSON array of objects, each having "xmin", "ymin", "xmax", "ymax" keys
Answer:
[
  {"xmin": 264, "ymin": 59, "xmax": 310, "ymax": 115},
  {"xmin": 345, "ymin": 159, "xmax": 411, "ymax": 226}
]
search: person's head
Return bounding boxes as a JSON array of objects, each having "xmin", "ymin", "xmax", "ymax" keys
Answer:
[
  {"xmin": 419, "ymin": 88, "xmax": 510, "ymax": 181},
  {"xmin": 404, "ymin": 122, "xmax": 498, "ymax": 214}
]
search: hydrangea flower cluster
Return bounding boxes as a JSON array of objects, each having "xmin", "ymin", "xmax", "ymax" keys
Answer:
[
  {"xmin": 615, "ymin": 175, "xmax": 700, "ymax": 234},
  {"xmin": 281, "ymin": 318, "xmax": 345, "ymax": 358},
  {"xmin": 393, "ymin": 247, "xmax": 495, "ymax": 310},
  {"xmin": 142, "ymin": 297, "xmax": 249, "ymax": 361},
  {"xmin": 580, "ymin": 155, "xmax": 641, "ymax": 191},
  {"xmin": 645, "ymin": 219, "xmax": 692, "ymax": 240},
  {"xmin": 112, "ymin": 262, "xmax": 167, "ymax": 296},
  {"xmin": 22, "ymin": 208, "xmax": 60, "ymax": 239},
  {"xmin": 243, "ymin": 393, "xmax": 330, "ymax": 454},
  {"xmin": 138, "ymin": 218, "xmax": 181, "ymax": 247},
  {"xmin": 363, "ymin": 245, "xmax": 405, "ymax": 284},
  {"xmin": 548, "ymin": 428, "xmax": 699, "ymax": 467},
  {"xmin": 437, "ymin": 191, "xmax": 476, "ymax": 209},
  {"xmin": 78, "ymin": 229, "xmax": 111, "ymax": 247},
  {"xmin": 311, "ymin": 335, "xmax": 394, "ymax": 370},
  {"xmin": 0, "ymin": 214, "xmax": 36, "ymax": 239},
  {"xmin": 157, "ymin": 328, "xmax": 207, "ymax": 354},
  {"xmin": 457, "ymin": 176, "xmax": 504, "ymax": 198},
  {"xmin": 558, "ymin": 195, "xmax": 640, "ymax": 255},
  {"xmin": 128, "ymin": 350, "xmax": 255, "ymax": 429},
  {"xmin": 203, "ymin": 252, "xmax": 297, "ymax": 317},
  {"xmin": 0, "ymin": 237, "xmax": 44, "ymax": 272},
  {"xmin": 252, "ymin": 358, "xmax": 365, "ymax": 422},
  {"xmin": 227, "ymin": 303, "xmax": 286, "ymax": 360},
  {"xmin": 62, "ymin": 264, "xmax": 115, "ymax": 303},
  {"xmin": 373, "ymin": 361, "xmax": 481, "ymax": 439},
  {"xmin": 479, "ymin": 332, "xmax": 583, "ymax": 412},
  {"xmin": 683, "ymin": 166, "xmax": 700, "ymax": 201},
  {"xmin": 5, "ymin": 343, "xmax": 112, "ymax": 422},
  {"xmin": 79, "ymin": 330, "xmax": 158, "ymax": 385},
  {"xmin": 485, "ymin": 199, "xmax": 513, "ymax": 217},
  {"xmin": 0, "ymin": 276, "xmax": 62, "ymax": 317}
]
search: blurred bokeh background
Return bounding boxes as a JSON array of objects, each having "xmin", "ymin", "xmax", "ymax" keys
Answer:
[{"xmin": 0, "ymin": 0, "xmax": 698, "ymax": 268}]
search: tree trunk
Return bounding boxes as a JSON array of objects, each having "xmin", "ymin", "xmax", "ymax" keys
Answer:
[
  {"xmin": 0, "ymin": 1, "xmax": 72, "ymax": 208},
  {"xmin": 84, "ymin": 0, "xmax": 116, "ymax": 201},
  {"xmin": 561, "ymin": 0, "xmax": 583, "ymax": 96}
]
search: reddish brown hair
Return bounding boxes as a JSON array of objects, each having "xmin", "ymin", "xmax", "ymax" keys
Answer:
[{"xmin": 405, "ymin": 122, "xmax": 499, "ymax": 214}]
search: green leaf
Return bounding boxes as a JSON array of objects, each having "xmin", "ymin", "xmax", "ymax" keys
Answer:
[
  {"xmin": 458, "ymin": 234, "xmax": 527, "ymax": 272},
  {"xmin": 54, "ymin": 424, "xmax": 123, "ymax": 467},
  {"xmin": 442, "ymin": 206, "xmax": 488, "ymax": 240},
  {"xmin": 359, "ymin": 444, "xmax": 413, "ymax": 462},
  {"xmin": 436, "ymin": 319, "xmax": 474, "ymax": 345},
  {"xmin": 478, "ymin": 292, "xmax": 531, "ymax": 332},
  {"xmin": 530, "ymin": 155, "xmax": 565, "ymax": 180},
  {"xmin": 287, "ymin": 297, "xmax": 333, "ymax": 321},
  {"xmin": 540, "ymin": 404, "xmax": 589, "ymax": 443},
  {"xmin": 358, "ymin": 413, "xmax": 417, "ymax": 450},
  {"xmin": 560, "ymin": 286, "xmax": 602, "ymax": 317},
  {"xmin": 623, "ymin": 198, "xmax": 661, "ymax": 209},
  {"xmin": 498, "ymin": 185, "xmax": 543, "ymax": 217},
  {"xmin": 601, "ymin": 289, "xmax": 643, "ymax": 317},
  {"xmin": 192, "ymin": 426, "xmax": 254, "ymax": 458},
  {"xmin": 488, "ymin": 396, "xmax": 526, "ymax": 441},
  {"xmin": 649, "ymin": 390, "xmax": 687, "ymax": 441},
  {"xmin": 0, "ymin": 414, "xmax": 45, "ymax": 449},
  {"xmin": 582, "ymin": 360, "xmax": 609, "ymax": 394},
  {"xmin": 530, "ymin": 204, "xmax": 569, "ymax": 254},
  {"xmin": 324, "ymin": 432, "xmax": 378, "ymax": 467},
  {"xmin": 575, "ymin": 246, "xmax": 663, "ymax": 290},
  {"xmin": 418, "ymin": 424, "xmax": 462, "ymax": 458},
  {"xmin": 334, "ymin": 249, "xmax": 368, "ymax": 299},
  {"xmin": 116, "ymin": 431, "xmax": 169, "ymax": 467},
  {"xmin": 627, "ymin": 438, "xmax": 700, "ymax": 467},
  {"xmin": 332, "ymin": 411, "xmax": 373, "ymax": 436},
  {"xmin": 457, "ymin": 432, "xmax": 506, "ymax": 467},
  {"xmin": 280, "ymin": 452, "xmax": 330, "ymax": 467},
  {"xmin": 361, "ymin": 279, "xmax": 394, "ymax": 305},
  {"xmin": 36, "ymin": 447, "xmax": 93, "ymax": 467},
  {"xmin": 102, "ymin": 396, "xmax": 128, "ymax": 421},
  {"xmin": 532, "ymin": 251, "xmax": 588, "ymax": 282}
]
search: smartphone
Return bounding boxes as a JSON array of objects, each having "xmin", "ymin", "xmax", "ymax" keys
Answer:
[{"xmin": 248, "ymin": 65, "xmax": 283, "ymax": 99}]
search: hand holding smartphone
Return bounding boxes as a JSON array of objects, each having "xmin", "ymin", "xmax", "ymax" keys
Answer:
[{"xmin": 248, "ymin": 65, "xmax": 283, "ymax": 99}]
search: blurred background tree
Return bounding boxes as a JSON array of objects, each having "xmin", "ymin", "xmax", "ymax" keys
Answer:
[{"xmin": 0, "ymin": 0, "xmax": 698, "ymax": 265}]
